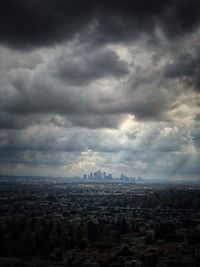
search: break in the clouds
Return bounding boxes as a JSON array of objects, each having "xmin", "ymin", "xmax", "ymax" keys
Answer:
[{"xmin": 0, "ymin": 0, "xmax": 200, "ymax": 179}]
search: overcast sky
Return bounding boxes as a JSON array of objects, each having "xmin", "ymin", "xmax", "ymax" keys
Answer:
[{"xmin": 0, "ymin": 0, "xmax": 200, "ymax": 179}]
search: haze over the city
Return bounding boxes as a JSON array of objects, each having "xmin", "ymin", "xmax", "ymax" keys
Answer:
[{"xmin": 0, "ymin": 0, "xmax": 200, "ymax": 179}]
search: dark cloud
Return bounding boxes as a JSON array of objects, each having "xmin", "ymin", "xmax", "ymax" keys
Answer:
[
  {"xmin": 1, "ymin": 0, "xmax": 200, "ymax": 49},
  {"xmin": 0, "ymin": 74, "xmax": 169, "ymax": 122},
  {"xmin": 0, "ymin": 127, "xmax": 123, "ymax": 154},
  {"xmin": 67, "ymin": 114, "xmax": 125, "ymax": 129},
  {"xmin": 51, "ymin": 46, "xmax": 129, "ymax": 85},
  {"xmin": 0, "ymin": 45, "xmax": 130, "ymax": 118},
  {"xmin": 0, "ymin": 47, "xmax": 168, "ymax": 121},
  {"xmin": 126, "ymin": 84, "xmax": 170, "ymax": 120},
  {"xmin": 164, "ymin": 49, "xmax": 200, "ymax": 91},
  {"xmin": 0, "ymin": 110, "xmax": 124, "ymax": 130},
  {"xmin": 0, "ymin": 112, "xmax": 35, "ymax": 129}
]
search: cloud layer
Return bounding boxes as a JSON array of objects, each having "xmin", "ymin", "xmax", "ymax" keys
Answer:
[
  {"xmin": 1, "ymin": 0, "xmax": 200, "ymax": 48},
  {"xmin": 0, "ymin": 1, "xmax": 200, "ymax": 178}
]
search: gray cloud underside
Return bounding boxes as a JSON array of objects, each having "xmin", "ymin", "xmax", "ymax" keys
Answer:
[
  {"xmin": 164, "ymin": 48, "xmax": 200, "ymax": 91},
  {"xmin": 1, "ymin": 0, "xmax": 200, "ymax": 49},
  {"xmin": 51, "ymin": 46, "xmax": 129, "ymax": 85},
  {"xmin": 0, "ymin": 43, "xmax": 170, "ymax": 124}
]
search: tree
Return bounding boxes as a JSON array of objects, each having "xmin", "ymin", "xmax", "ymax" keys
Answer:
[{"xmin": 87, "ymin": 220, "xmax": 98, "ymax": 241}]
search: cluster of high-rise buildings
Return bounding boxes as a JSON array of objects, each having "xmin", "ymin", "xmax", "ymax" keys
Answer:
[
  {"xmin": 83, "ymin": 170, "xmax": 112, "ymax": 181},
  {"xmin": 82, "ymin": 170, "xmax": 142, "ymax": 183}
]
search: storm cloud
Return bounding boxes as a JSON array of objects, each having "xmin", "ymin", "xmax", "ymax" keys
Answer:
[
  {"xmin": 0, "ymin": 0, "xmax": 200, "ymax": 49},
  {"xmin": 51, "ymin": 45, "xmax": 129, "ymax": 85},
  {"xmin": 164, "ymin": 48, "xmax": 200, "ymax": 91}
]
